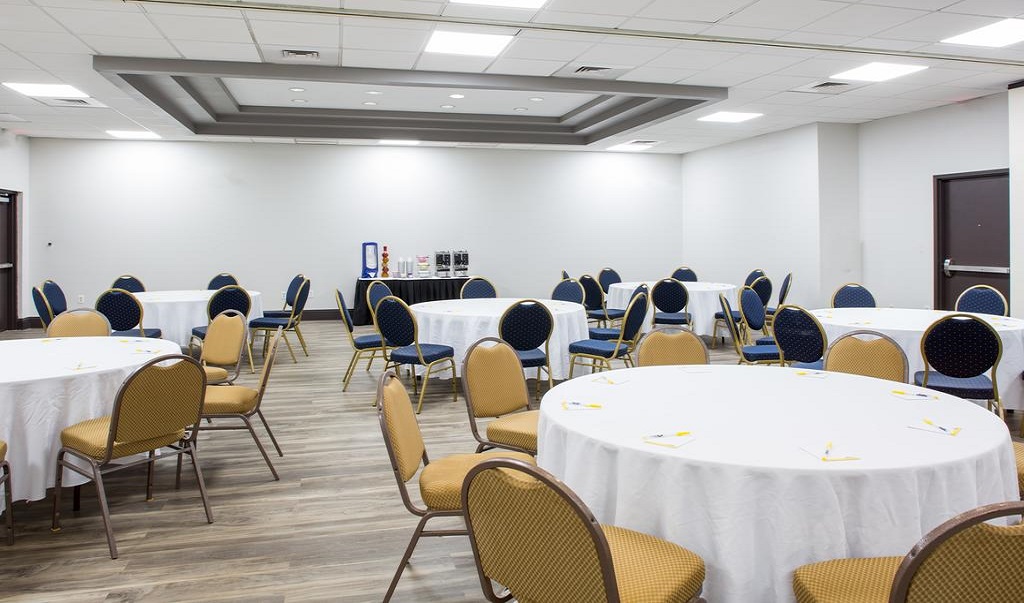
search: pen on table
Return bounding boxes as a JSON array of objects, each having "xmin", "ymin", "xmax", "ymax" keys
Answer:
[
  {"xmin": 923, "ymin": 418, "xmax": 949, "ymax": 433},
  {"xmin": 892, "ymin": 390, "xmax": 930, "ymax": 398},
  {"xmin": 651, "ymin": 431, "xmax": 691, "ymax": 438},
  {"xmin": 824, "ymin": 441, "xmax": 832, "ymax": 458}
]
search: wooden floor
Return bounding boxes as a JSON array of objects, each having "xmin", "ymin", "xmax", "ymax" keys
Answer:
[{"xmin": 1, "ymin": 321, "xmax": 1020, "ymax": 602}]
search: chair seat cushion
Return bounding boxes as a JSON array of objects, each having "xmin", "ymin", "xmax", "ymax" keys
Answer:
[
  {"xmin": 191, "ymin": 326, "xmax": 208, "ymax": 339},
  {"xmin": 390, "ymin": 344, "xmax": 454, "ymax": 365},
  {"xmin": 250, "ymin": 317, "xmax": 291, "ymax": 329},
  {"xmin": 793, "ymin": 359, "xmax": 825, "ymax": 370},
  {"xmin": 654, "ymin": 312, "xmax": 691, "ymax": 325},
  {"xmin": 587, "ymin": 309, "xmax": 626, "ymax": 321},
  {"xmin": 262, "ymin": 310, "xmax": 290, "ymax": 318},
  {"xmin": 514, "ymin": 348, "xmax": 547, "ymax": 368},
  {"xmin": 203, "ymin": 365, "xmax": 230, "ymax": 383},
  {"xmin": 202, "ymin": 385, "xmax": 259, "ymax": 414},
  {"xmin": 741, "ymin": 344, "xmax": 779, "ymax": 362},
  {"xmin": 792, "ymin": 556, "xmax": 901, "ymax": 603},
  {"xmin": 353, "ymin": 333, "xmax": 384, "ymax": 350},
  {"xmin": 588, "ymin": 327, "xmax": 619, "ymax": 341},
  {"xmin": 485, "ymin": 410, "xmax": 539, "ymax": 453},
  {"xmin": 113, "ymin": 328, "xmax": 163, "ymax": 339},
  {"xmin": 714, "ymin": 310, "xmax": 743, "ymax": 321},
  {"xmin": 419, "ymin": 450, "xmax": 535, "ymax": 511},
  {"xmin": 603, "ymin": 524, "xmax": 706, "ymax": 603},
  {"xmin": 766, "ymin": 306, "xmax": 777, "ymax": 315},
  {"xmin": 61, "ymin": 416, "xmax": 184, "ymax": 460},
  {"xmin": 569, "ymin": 339, "xmax": 629, "ymax": 358},
  {"xmin": 913, "ymin": 371, "xmax": 995, "ymax": 400},
  {"xmin": 756, "ymin": 336, "xmax": 775, "ymax": 345}
]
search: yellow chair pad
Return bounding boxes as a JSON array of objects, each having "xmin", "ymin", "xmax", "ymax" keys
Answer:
[
  {"xmin": 61, "ymin": 416, "xmax": 185, "ymax": 460},
  {"xmin": 1014, "ymin": 442, "xmax": 1024, "ymax": 495},
  {"xmin": 603, "ymin": 524, "xmax": 705, "ymax": 603},
  {"xmin": 485, "ymin": 410, "xmax": 539, "ymax": 454},
  {"xmin": 793, "ymin": 556, "xmax": 901, "ymax": 603},
  {"xmin": 0, "ymin": 439, "xmax": 6, "ymax": 462},
  {"xmin": 203, "ymin": 385, "xmax": 258, "ymax": 415},
  {"xmin": 420, "ymin": 450, "xmax": 535, "ymax": 511},
  {"xmin": 203, "ymin": 366, "xmax": 230, "ymax": 383}
]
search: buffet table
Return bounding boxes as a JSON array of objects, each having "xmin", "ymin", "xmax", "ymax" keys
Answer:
[{"xmin": 352, "ymin": 277, "xmax": 471, "ymax": 326}]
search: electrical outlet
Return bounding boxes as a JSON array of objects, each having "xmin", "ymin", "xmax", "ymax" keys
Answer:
[{"xmin": 77, "ymin": 294, "xmax": 84, "ymax": 303}]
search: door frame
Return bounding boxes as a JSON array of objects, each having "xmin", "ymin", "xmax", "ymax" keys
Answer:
[{"xmin": 932, "ymin": 168, "xmax": 1010, "ymax": 309}]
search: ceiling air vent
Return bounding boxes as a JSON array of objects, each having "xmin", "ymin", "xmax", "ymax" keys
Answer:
[
  {"xmin": 557, "ymin": 63, "xmax": 632, "ymax": 80},
  {"xmin": 790, "ymin": 80, "xmax": 865, "ymax": 95},
  {"xmin": 36, "ymin": 97, "xmax": 108, "ymax": 108},
  {"xmin": 575, "ymin": 65, "xmax": 611, "ymax": 74},
  {"xmin": 281, "ymin": 49, "xmax": 320, "ymax": 61}
]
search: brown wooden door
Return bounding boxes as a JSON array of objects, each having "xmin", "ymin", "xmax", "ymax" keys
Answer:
[{"xmin": 934, "ymin": 170, "xmax": 1009, "ymax": 311}]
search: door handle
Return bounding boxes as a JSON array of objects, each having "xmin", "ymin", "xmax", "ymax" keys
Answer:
[
  {"xmin": 0, "ymin": 263, "xmax": 13, "ymax": 270},
  {"xmin": 942, "ymin": 258, "xmax": 1009, "ymax": 277}
]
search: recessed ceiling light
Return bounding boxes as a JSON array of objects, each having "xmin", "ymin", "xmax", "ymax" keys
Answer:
[
  {"xmin": 529, "ymin": 97, "xmax": 544, "ymax": 102},
  {"xmin": 292, "ymin": 99, "xmax": 307, "ymax": 103},
  {"xmin": 830, "ymin": 62, "xmax": 927, "ymax": 82},
  {"xmin": 363, "ymin": 101, "xmax": 378, "ymax": 106},
  {"xmin": 379, "ymin": 140, "xmax": 421, "ymax": 146},
  {"xmin": 449, "ymin": 0, "xmax": 548, "ymax": 8},
  {"xmin": 366, "ymin": 90, "xmax": 383, "ymax": 95},
  {"xmin": 449, "ymin": 93, "xmax": 466, "ymax": 99},
  {"xmin": 607, "ymin": 141, "xmax": 654, "ymax": 152},
  {"xmin": 289, "ymin": 87, "xmax": 305, "ymax": 92},
  {"xmin": 697, "ymin": 111, "xmax": 763, "ymax": 123},
  {"xmin": 513, "ymin": 107, "xmax": 528, "ymax": 111},
  {"xmin": 942, "ymin": 18, "xmax": 1024, "ymax": 47},
  {"xmin": 441, "ymin": 104, "xmax": 456, "ymax": 109},
  {"xmin": 2, "ymin": 82, "xmax": 88, "ymax": 98},
  {"xmin": 107, "ymin": 130, "xmax": 161, "ymax": 140},
  {"xmin": 425, "ymin": 30, "xmax": 514, "ymax": 57}
]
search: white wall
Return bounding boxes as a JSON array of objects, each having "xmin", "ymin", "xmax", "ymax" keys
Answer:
[
  {"xmin": 0, "ymin": 129, "xmax": 31, "ymax": 318},
  {"xmin": 858, "ymin": 92, "xmax": 1008, "ymax": 309},
  {"xmin": 1009, "ymin": 88, "xmax": 1024, "ymax": 315},
  {"xmin": 26, "ymin": 140, "xmax": 684, "ymax": 314},
  {"xmin": 817, "ymin": 123, "xmax": 862, "ymax": 300}
]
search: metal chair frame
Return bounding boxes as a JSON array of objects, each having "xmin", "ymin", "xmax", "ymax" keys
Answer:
[
  {"xmin": 823, "ymin": 329, "xmax": 909, "ymax": 383},
  {"xmin": 720, "ymin": 293, "xmax": 780, "ymax": 366},
  {"xmin": 252, "ymin": 278, "xmax": 309, "ymax": 363},
  {"xmin": 462, "ymin": 337, "xmax": 536, "ymax": 454},
  {"xmin": 635, "ymin": 327, "xmax": 710, "ymax": 367},
  {"xmin": 498, "ymin": 300, "xmax": 554, "ymax": 398},
  {"xmin": 336, "ymin": 288, "xmax": 390, "ymax": 392},
  {"xmin": 460, "ymin": 277, "xmax": 499, "ymax": 299},
  {"xmin": 569, "ymin": 293, "xmax": 647, "ymax": 378},
  {"xmin": 919, "ymin": 313, "xmax": 1003, "ymax": 420},
  {"xmin": 111, "ymin": 274, "xmax": 145, "ymax": 293},
  {"xmin": 772, "ymin": 304, "xmax": 827, "ymax": 366},
  {"xmin": 954, "ymin": 284, "xmax": 1009, "ymax": 316},
  {"xmin": 190, "ymin": 285, "xmax": 254, "ymax": 373}
]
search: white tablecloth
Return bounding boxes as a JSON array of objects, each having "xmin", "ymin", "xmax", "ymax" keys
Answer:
[
  {"xmin": 134, "ymin": 289, "xmax": 264, "ymax": 347},
  {"xmin": 607, "ymin": 281, "xmax": 737, "ymax": 336},
  {"xmin": 538, "ymin": 365, "xmax": 1017, "ymax": 603},
  {"xmin": 0, "ymin": 337, "xmax": 183, "ymax": 502},
  {"xmin": 411, "ymin": 298, "xmax": 589, "ymax": 379},
  {"xmin": 813, "ymin": 307, "xmax": 1024, "ymax": 410}
]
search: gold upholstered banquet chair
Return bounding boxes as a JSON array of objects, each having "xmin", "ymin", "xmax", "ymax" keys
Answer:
[
  {"xmin": 376, "ymin": 370, "xmax": 534, "ymax": 602},
  {"xmin": 51, "ymin": 355, "xmax": 212, "ymax": 559},
  {"xmin": 198, "ymin": 310, "xmax": 248, "ymax": 385},
  {"xmin": 636, "ymin": 327, "xmax": 710, "ymax": 367},
  {"xmin": 1, "ymin": 439, "xmax": 11, "ymax": 545},
  {"xmin": 462, "ymin": 338, "xmax": 539, "ymax": 455},
  {"xmin": 1014, "ymin": 442, "xmax": 1024, "ymax": 500},
  {"xmin": 461, "ymin": 458, "xmax": 707, "ymax": 603},
  {"xmin": 46, "ymin": 308, "xmax": 112, "ymax": 337},
  {"xmin": 792, "ymin": 500, "xmax": 1024, "ymax": 602},
  {"xmin": 823, "ymin": 330, "xmax": 908, "ymax": 383}
]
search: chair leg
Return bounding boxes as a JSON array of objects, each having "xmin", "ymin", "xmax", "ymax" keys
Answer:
[
  {"xmin": 90, "ymin": 462, "xmax": 118, "ymax": 559},
  {"xmin": 281, "ymin": 332, "xmax": 297, "ymax": 363},
  {"xmin": 246, "ymin": 337, "xmax": 255, "ymax": 374},
  {"xmin": 187, "ymin": 442, "xmax": 214, "ymax": 524},
  {"xmin": 416, "ymin": 364, "xmax": 433, "ymax": 414},
  {"xmin": 365, "ymin": 349, "xmax": 378, "ymax": 371},
  {"xmin": 293, "ymin": 324, "xmax": 309, "ymax": 356},
  {"xmin": 256, "ymin": 409, "xmax": 283, "ymax": 457},
  {"xmin": 450, "ymin": 359, "xmax": 458, "ymax": 402},
  {"xmin": 145, "ymin": 450, "xmax": 156, "ymax": 502},
  {"xmin": 73, "ymin": 485, "xmax": 81, "ymax": 511},
  {"xmin": 176, "ymin": 450, "xmax": 184, "ymax": 489},
  {"xmin": 342, "ymin": 351, "xmax": 360, "ymax": 392},
  {"xmin": 51, "ymin": 451, "xmax": 66, "ymax": 533},
  {"xmin": 241, "ymin": 415, "xmax": 280, "ymax": 480},
  {"xmin": 383, "ymin": 515, "xmax": 431, "ymax": 603},
  {"xmin": 569, "ymin": 355, "xmax": 577, "ymax": 379},
  {"xmin": 3, "ymin": 461, "xmax": 12, "ymax": 545},
  {"xmin": 535, "ymin": 366, "xmax": 542, "ymax": 401}
]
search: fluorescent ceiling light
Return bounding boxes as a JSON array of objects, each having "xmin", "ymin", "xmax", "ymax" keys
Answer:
[
  {"xmin": 942, "ymin": 18, "xmax": 1024, "ymax": 47},
  {"xmin": 2, "ymin": 82, "xmax": 88, "ymax": 98},
  {"xmin": 697, "ymin": 111, "xmax": 763, "ymax": 123},
  {"xmin": 830, "ymin": 62, "xmax": 927, "ymax": 82},
  {"xmin": 107, "ymin": 130, "xmax": 161, "ymax": 139},
  {"xmin": 425, "ymin": 31, "xmax": 514, "ymax": 57},
  {"xmin": 448, "ymin": 0, "xmax": 548, "ymax": 8},
  {"xmin": 607, "ymin": 140, "xmax": 658, "ymax": 152},
  {"xmin": 379, "ymin": 140, "xmax": 420, "ymax": 146}
]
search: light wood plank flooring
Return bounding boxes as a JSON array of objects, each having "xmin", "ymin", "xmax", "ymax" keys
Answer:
[{"xmin": 0, "ymin": 322, "xmax": 1019, "ymax": 602}]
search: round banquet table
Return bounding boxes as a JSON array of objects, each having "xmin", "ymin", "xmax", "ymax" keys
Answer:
[
  {"xmin": 606, "ymin": 281, "xmax": 736, "ymax": 336},
  {"xmin": 411, "ymin": 298, "xmax": 589, "ymax": 379},
  {"xmin": 812, "ymin": 307, "xmax": 1024, "ymax": 410},
  {"xmin": 0, "ymin": 336, "xmax": 183, "ymax": 502},
  {"xmin": 538, "ymin": 365, "xmax": 1018, "ymax": 603},
  {"xmin": 134, "ymin": 289, "xmax": 264, "ymax": 347}
]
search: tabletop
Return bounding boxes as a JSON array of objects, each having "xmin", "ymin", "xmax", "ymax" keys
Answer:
[
  {"xmin": 538, "ymin": 364, "xmax": 1017, "ymax": 602},
  {"xmin": 811, "ymin": 307, "xmax": 1024, "ymax": 333},
  {"xmin": 607, "ymin": 281, "xmax": 738, "ymax": 336},
  {"xmin": 133, "ymin": 289, "xmax": 264, "ymax": 347},
  {"xmin": 412, "ymin": 297, "xmax": 584, "ymax": 317}
]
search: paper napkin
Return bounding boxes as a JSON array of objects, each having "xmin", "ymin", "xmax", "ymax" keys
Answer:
[
  {"xmin": 643, "ymin": 432, "xmax": 695, "ymax": 449},
  {"xmin": 800, "ymin": 442, "xmax": 861, "ymax": 462},
  {"xmin": 561, "ymin": 401, "xmax": 602, "ymax": 411}
]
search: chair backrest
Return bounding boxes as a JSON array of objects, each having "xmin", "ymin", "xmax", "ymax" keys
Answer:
[
  {"xmin": 824, "ymin": 330, "xmax": 908, "ymax": 383},
  {"xmin": 551, "ymin": 279, "xmax": 584, "ymax": 304},
  {"xmin": 832, "ymin": 283, "xmax": 876, "ymax": 308},
  {"xmin": 366, "ymin": 280, "xmax": 393, "ymax": 322},
  {"xmin": 777, "ymin": 273, "xmax": 793, "ymax": 305},
  {"xmin": 772, "ymin": 305, "xmax": 826, "ymax": 364},
  {"xmin": 671, "ymin": 266, "xmax": 698, "ymax": 282},
  {"xmin": 105, "ymin": 355, "xmax": 205, "ymax": 463},
  {"xmin": 750, "ymin": 276, "xmax": 773, "ymax": 307},
  {"xmin": 651, "ymin": 278, "xmax": 688, "ymax": 314},
  {"xmin": 498, "ymin": 300, "xmax": 553, "ymax": 352},
  {"xmin": 461, "ymin": 277, "xmax": 498, "ymax": 299},
  {"xmin": 597, "ymin": 268, "xmax": 621, "ymax": 294},
  {"xmin": 47, "ymin": 308, "xmax": 111, "ymax": 337},
  {"xmin": 921, "ymin": 314, "xmax": 1001, "ymax": 379},
  {"xmin": 618, "ymin": 292, "xmax": 649, "ymax": 346},
  {"xmin": 462, "ymin": 458, "xmax": 620, "ymax": 603},
  {"xmin": 890, "ymin": 501, "xmax": 1024, "ymax": 602},
  {"xmin": 636, "ymin": 327, "xmax": 709, "ymax": 366},
  {"xmin": 207, "ymin": 285, "xmax": 251, "ymax": 320},
  {"xmin": 579, "ymin": 275, "xmax": 604, "ymax": 312},
  {"xmin": 111, "ymin": 274, "xmax": 145, "ymax": 293},
  {"xmin": 560, "ymin": 270, "xmax": 569, "ymax": 280},
  {"xmin": 335, "ymin": 288, "xmax": 355, "ymax": 334},
  {"xmin": 463, "ymin": 338, "xmax": 531, "ymax": 419},
  {"xmin": 739, "ymin": 286, "xmax": 766, "ymax": 332},
  {"xmin": 955, "ymin": 285, "xmax": 1008, "ymax": 317},
  {"xmin": 719, "ymin": 294, "xmax": 745, "ymax": 356},
  {"xmin": 744, "ymin": 269, "xmax": 765, "ymax": 287},
  {"xmin": 33, "ymin": 286, "xmax": 54, "ymax": 327},
  {"xmin": 376, "ymin": 371, "xmax": 427, "ymax": 486},
  {"xmin": 375, "ymin": 296, "xmax": 417, "ymax": 348},
  {"xmin": 282, "ymin": 278, "xmax": 311, "ymax": 325},
  {"xmin": 201, "ymin": 310, "xmax": 246, "ymax": 367},
  {"xmin": 284, "ymin": 273, "xmax": 305, "ymax": 307},
  {"xmin": 207, "ymin": 272, "xmax": 238, "ymax": 289},
  {"xmin": 43, "ymin": 280, "xmax": 67, "ymax": 315},
  {"xmin": 95, "ymin": 288, "xmax": 144, "ymax": 332}
]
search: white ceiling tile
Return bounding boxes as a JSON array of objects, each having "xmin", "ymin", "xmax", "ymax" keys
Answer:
[
  {"xmin": 711, "ymin": 53, "xmax": 809, "ymax": 73},
  {"xmin": 44, "ymin": 8, "xmax": 163, "ymax": 38},
  {"xmin": 0, "ymin": 5, "xmax": 64, "ymax": 32},
  {"xmin": 441, "ymin": 4, "xmax": 540, "ymax": 21},
  {"xmin": 636, "ymin": 0, "xmax": 753, "ymax": 23},
  {"xmin": 619, "ymin": 66, "xmax": 700, "ymax": 83},
  {"xmin": 773, "ymin": 57, "xmax": 877, "ymax": 78},
  {"xmin": 699, "ymin": 24, "xmax": 789, "ymax": 40},
  {"xmin": 341, "ymin": 49, "xmax": 418, "ymax": 69},
  {"xmin": 646, "ymin": 48, "xmax": 741, "ymax": 70},
  {"xmin": 79, "ymin": 35, "xmax": 181, "ymax": 58},
  {"xmin": 941, "ymin": 0, "xmax": 1024, "ymax": 17},
  {"xmin": 244, "ymin": 9, "xmax": 340, "ymax": 23},
  {"xmin": 414, "ymin": 53, "xmax": 494, "ymax": 73},
  {"xmin": 250, "ymin": 19, "xmax": 341, "ymax": 47},
  {"xmin": 546, "ymin": 0, "xmax": 651, "ymax": 15},
  {"xmin": 175, "ymin": 41, "xmax": 261, "ymax": 62},
  {"xmin": 502, "ymin": 37, "xmax": 592, "ymax": 61},
  {"xmin": 947, "ymin": 71, "xmax": 1021, "ymax": 87},
  {"xmin": 344, "ymin": 0, "xmax": 444, "ymax": 14},
  {"xmin": 0, "ymin": 30, "xmax": 92, "ymax": 53},
  {"xmin": 342, "ymin": 26, "xmax": 430, "ymax": 52},
  {"xmin": 800, "ymin": 4, "xmax": 927, "ymax": 36},
  {"xmin": 261, "ymin": 44, "xmax": 340, "ymax": 65},
  {"xmin": 759, "ymin": 90, "xmax": 834, "ymax": 104},
  {"xmin": 342, "ymin": 16, "xmax": 434, "ymax": 30},
  {"xmin": 33, "ymin": 0, "xmax": 142, "ymax": 10},
  {"xmin": 0, "ymin": 50, "xmax": 38, "ymax": 69},
  {"xmin": 849, "ymin": 37, "xmax": 930, "ymax": 50},
  {"xmin": 532, "ymin": 10, "xmax": 628, "ymax": 27},
  {"xmin": 774, "ymin": 31, "xmax": 862, "ymax": 45},
  {"xmin": 680, "ymin": 71, "xmax": 759, "ymax": 87},
  {"xmin": 875, "ymin": 11, "xmax": 997, "ymax": 42},
  {"xmin": 618, "ymin": 18, "xmax": 710, "ymax": 34},
  {"xmin": 736, "ymin": 73, "xmax": 824, "ymax": 89},
  {"xmin": 486, "ymin": 57, "xmax": 563, "ymax": 76},
  {"xmin": 0, "ymin": 67, "xmax": 62, "ymax": 83},
  {"xmin": 140, "ymin": 3, "xmax": 243, "ymax": 18},
  {"xmin": 148, "ymin": 15, "xmax": 254, "ymax": 44},
  {"xmin": 723, "ymin": 0, "xmax": 847, "ymax": 30},
  {"xmin": 896, "ymin": 85, "xmax": 995, "ymax": 102},
  {"xmin": 574, "ymin": 43, "xmax": 668, "ymax": 67}
]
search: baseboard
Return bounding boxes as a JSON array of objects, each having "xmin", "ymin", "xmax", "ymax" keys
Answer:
[
  {"xmin": 17, "ymin": 317, "xmax": 43, "ymax": 330},
  {"xmin": 302, "ymin": 309, "xmax": 342, "ymax": 321}
]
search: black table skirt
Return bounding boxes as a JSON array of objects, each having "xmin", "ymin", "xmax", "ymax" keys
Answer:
[{"xmin": 352, "ymin": 277, "xmax": 471, "ymax": 326}]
